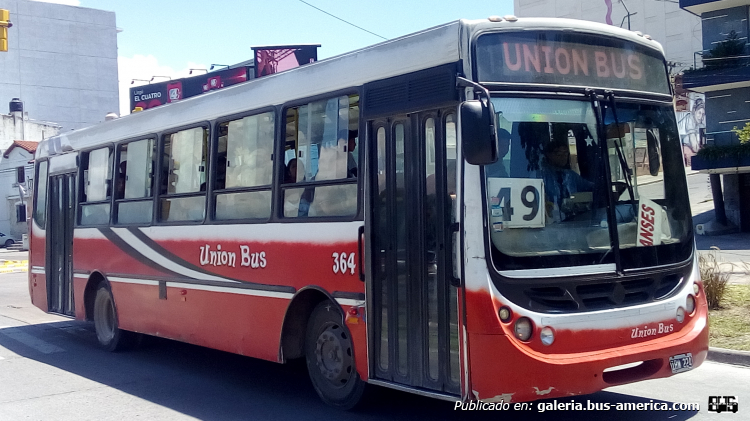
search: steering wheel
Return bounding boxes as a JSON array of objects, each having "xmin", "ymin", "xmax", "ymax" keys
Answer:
[{"xmin": 612, "ymin": 181, "xmax": 630, "ymax": 202}]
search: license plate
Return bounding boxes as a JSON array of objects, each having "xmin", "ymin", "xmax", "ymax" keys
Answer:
[{"xmin": 669, "ymin": 353, "xmax": 693, "ymax": 373}]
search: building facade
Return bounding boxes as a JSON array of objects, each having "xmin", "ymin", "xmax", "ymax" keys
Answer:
[
  {"xmin": 0, "ymin": 0, "xmax": 119, "ymax": 131},
  {"xmin": 0, "ymin": 98, "xmax": 60, "ymax": 149},
  {"xmin": 0, "ymin": 140, "xmax": 35, "ymax": 243},
  {"xmin": 0, "ymin": 99, "xmax": 59, "ymax": 246},
  {"xmin": 514, "ymin": 0, "xmax": 704, "ymax": 74},
  {"xmin": 681, "ymin": 0, "xmax": 750, "ymax": 232}
]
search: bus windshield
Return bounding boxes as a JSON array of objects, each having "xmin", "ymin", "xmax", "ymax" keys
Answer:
[{"xmin": 484, "ymin": 97, "xmax": 692, "ymax": 272}]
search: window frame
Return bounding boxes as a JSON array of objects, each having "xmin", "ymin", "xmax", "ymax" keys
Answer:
[
  {"xmin": 276, "ymin": 89, "xmax": 363, "ymax": 222},
  {"xmin": 77, "ymin": 144, "xmax": 115, "ymax": 227},
  {"xmin": 112, "ymin": 135, "xmax": 158, "ymax": 226},
  {"xmin": 16, "ymin": 203, "xmax": 27, "ymax": 223},
  {"xmin": 33, "ymin": 159, "xmax": 49, "ymax": 229},
  {"xmin": 155, "ymin": 121, "xmax": 211, "ymax": 226},
  {"xmin": 209, "ymin": 106, "xmax": 278, "ymax": 224}
]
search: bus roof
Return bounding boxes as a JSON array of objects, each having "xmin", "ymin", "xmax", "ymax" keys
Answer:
[{"xmin": 37, "ymin": 17, "xmax": 665, "ymax": 160}]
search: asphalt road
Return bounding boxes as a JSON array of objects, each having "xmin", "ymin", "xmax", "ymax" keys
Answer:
[
  {"xmin": 1, "ymin": 271, "xmax": 749, "ymax": 420},
  {"xmin": 1, "ymin": 171, "xmax": 747, "ymax": 420}
]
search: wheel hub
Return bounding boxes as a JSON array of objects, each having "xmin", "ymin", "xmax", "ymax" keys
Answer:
[
  {"xmin": 95, "ymin": 294, "xmax": 116, "ymax": 343},
  {"xmin": 315, "ymin": 325, "xmax": 350, "ymax": 383}
]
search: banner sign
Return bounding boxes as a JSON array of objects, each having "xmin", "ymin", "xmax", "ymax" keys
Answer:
[
  {"xmin": 130, "ymin": 66, "xmax": 250, "ymax": 112},
  {"xmin": 475, "ymin": 31, "xmax": 670, "ymax": 94},
  {"xmin": 252, "ymin": 45, "xmax": 319, "ymax": 78}
]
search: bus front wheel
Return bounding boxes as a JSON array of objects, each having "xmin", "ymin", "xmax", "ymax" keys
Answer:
[
  {"xmin": 93, "ymin": 284, "xmax": 133, "ymax": 352},
  {"xmin": 305, "ymin": 301, "xmax": 365, "ymax": 410}
]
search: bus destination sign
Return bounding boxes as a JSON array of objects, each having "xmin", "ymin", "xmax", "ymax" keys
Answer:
[{"xmin": 475, "ymin": 32, "xmax": 671, "ymax": 95}]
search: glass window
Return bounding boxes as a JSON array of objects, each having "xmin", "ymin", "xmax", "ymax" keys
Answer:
[
  {"xmin": 282, "ymin": 94, "xmax": 359, "ymax": 218},
  {"xmin": 83, "ymin": 147, "xmax": 111, "ymax": 203},
  {"xmin": 214, "ymin": 112, "xmax": 274, "ymax": 220},
  {"xmin": 599, "ymin": 102, "xmax": 692, "ymax": 268},
  {"xmin": 115, "ymin": 139, "xmax": 155, "ymax": 225},
  {"xmin": 80, "ymin": 147, "xmax": 112, "ymax": 225},
  {"xmin": 16, "ymin": 203, "xmax": 26, "ymax": 222},
  {"xmin": 484, "ymin": 98, "xmax": 691, "ymax": 271},
  {"xmin": 118, "ymin": 139, "xmax": 155, "ymax": 200},
  {"xmin": 216, "ymin": 112, "xmax": 274, "ymax": 189},
  {"xmin": 35, "ymin": 161, "xmax": 48, "ymax": 228},
  {"xmin": 160, "ymin": 127, "xmax": 207, "ymax": 222},
  {"xmin": 163, "ymin": 127, "xmax": 207, "ymax": 195}
]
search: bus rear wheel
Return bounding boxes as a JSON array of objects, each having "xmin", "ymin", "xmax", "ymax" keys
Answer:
[
  {"xmin": 93, "ymin": 284, "xmax": 133, "ymax": 352},
  {"xmin": 305, "ymin": 301, "xmax": 365, "ymax": 410}
]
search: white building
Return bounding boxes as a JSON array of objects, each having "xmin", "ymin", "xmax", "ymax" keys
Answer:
[
  {"xmin": 0, "ymin": 0, "xmax": 119, "ymax": 131},
  {"xmin": 1, "ymin": 98, "xmax": 60, "ymax": 150},
  {"xmin": 0, "ymin": 99, "xmax": 60, "ymax": 247},
  {"xmin": 514, "ymin": 0, "xmax": 704, "ymax": 73},
  {"xmin": 0, "ymin": 140, "xmax": 36, "ymax": 245}
]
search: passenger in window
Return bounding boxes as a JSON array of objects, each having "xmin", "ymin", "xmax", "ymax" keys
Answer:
[
  {"xmin": 541, "ymin": 141, "xmax": 593, "ymax": 222},
  {"xmin": 285, "ymin": 158, "xmax": 300, "ymax": 184},
  {"xmin": 284, "ymin": 158, "xmax": 314, "ymax": 216},
  {"xmin": 115, "ymin": 161, "xmax": 127, "ymax": 199},
  {"xmin": 347, "ymin": 130, "xmax": 358, "ymax": 178},
  {"xmin": 485, "ymin": 129, "xmax": 511, "ymax": 178}
]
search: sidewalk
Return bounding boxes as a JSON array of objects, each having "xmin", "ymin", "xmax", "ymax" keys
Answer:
[
  {"xmin": 0, "ymin": 249, "xmax": 28, "ymax": 273},
  {"xmin": 688, "ymin": 173, "xmax": 750, "ymax": 366},
  {"xmin": 693, "ymin": 210, "xmax": 750, "ymax": 285}
]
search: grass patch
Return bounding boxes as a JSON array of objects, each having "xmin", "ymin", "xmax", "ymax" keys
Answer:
[{"xmin": 709, "ymin": 284, "xmax": 750, "ymax": 351}]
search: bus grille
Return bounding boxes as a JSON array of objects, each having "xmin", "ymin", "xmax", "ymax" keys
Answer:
[{"xmin": 524, "ymin": 272, "xmax": 684, "ymax": 312}]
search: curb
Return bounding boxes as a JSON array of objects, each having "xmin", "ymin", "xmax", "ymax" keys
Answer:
[{"xmin": 707, "ymin": 347, "xmax": 750, "ymax": 367}]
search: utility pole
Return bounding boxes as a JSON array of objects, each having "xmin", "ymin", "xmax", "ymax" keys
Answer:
[{"xmin": 619, "ymin": 1, "xmax": 637, "ymax": 31}]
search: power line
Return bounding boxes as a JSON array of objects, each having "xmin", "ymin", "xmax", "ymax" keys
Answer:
[{"xmin": 297, "ymin": 0, "xmax": 387, "ymax": 41}]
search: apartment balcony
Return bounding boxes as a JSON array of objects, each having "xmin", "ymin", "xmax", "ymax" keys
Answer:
[
  {"xmin": 680, "ymin": 0, "xmax": 750, "ymax": 15},
  {"xmin": 682, "ymin": 55, "xmax": 750, "ymax": 92}
]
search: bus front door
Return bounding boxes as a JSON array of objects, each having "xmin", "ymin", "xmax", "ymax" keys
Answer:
[
  {"xmin": 370, "ymin": 111, "xmax": 461, "ymax": 395},
  {"xmin": 46, "ymin": 173, "xmax": 75, "ymax": 316}
]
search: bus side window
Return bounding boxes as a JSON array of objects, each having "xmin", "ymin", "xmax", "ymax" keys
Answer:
[
  {"xmin": 213, "ymin": 111, "xmax": 274, "ymax": 221},
  {"xmin": 159, "ymin": 127, "xmax": 208, "ymax": 222},
  {"xmin": 282, "ymin": 94, "xmax": 359, "ymax": 218},
  {"xmin": 79, "ymin": 147, "xmax": 112, "ymax": 225},
  {"xmin": 115, "ymin": 138, "xmax": 155, "ymax": 224}
]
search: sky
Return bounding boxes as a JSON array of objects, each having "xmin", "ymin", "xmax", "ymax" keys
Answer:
[{"xmin": 31, "ymin": 0, "xmax": 516, "ymax": 115}]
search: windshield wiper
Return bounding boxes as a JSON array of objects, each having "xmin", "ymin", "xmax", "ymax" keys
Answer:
[
  {"xmin": 604, "ymin": 91, "xmax": 636, "ymax": 204},
  {"xmin": 587, "ymin": 89, "xmax": 622, "ymax": 273}
]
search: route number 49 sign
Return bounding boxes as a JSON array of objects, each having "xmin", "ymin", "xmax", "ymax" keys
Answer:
[{"xmin": 487, "ymin": 178, "xmax": 545, "ymax": 229}]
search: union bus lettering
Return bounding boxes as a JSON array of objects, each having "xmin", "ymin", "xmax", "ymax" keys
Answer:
[
  {"xmin": 29, "ymin": 16, "xmax": 705, "ymax": 410},
  {"xmin": 500, "ymin": 43, "xmax": 645, "ymax": 82}
]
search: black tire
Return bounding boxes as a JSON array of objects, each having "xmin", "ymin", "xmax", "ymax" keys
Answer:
[
  {"xmin": 4, "ymin": 239, "xmax": 13, "ymax": 248},
  {"xmin": 305, "ymin": 301, "xmax": 365, "ymax": 410},
  {"xmin": 93, "ymin": 284, "xmax": 134, "ymax": 352}
]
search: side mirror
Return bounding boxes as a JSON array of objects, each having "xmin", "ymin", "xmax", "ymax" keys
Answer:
[
  {"xmin": 646, "ymin": 129, "xmax": 660, "ymax": 176},
  {"xmin": 461, "ymin": 100, "xmax": 498, "ymax": 165}
]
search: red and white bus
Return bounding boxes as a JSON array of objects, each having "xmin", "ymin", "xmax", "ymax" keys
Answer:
[{"xmin": 29, "ymin": 17, "xmax": 707, "ymax": 409}]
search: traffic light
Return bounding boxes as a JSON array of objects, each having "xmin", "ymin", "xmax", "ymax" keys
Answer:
[{"xmin": 0, "ymin": 9, "xmax": 12, "ymax": 52}]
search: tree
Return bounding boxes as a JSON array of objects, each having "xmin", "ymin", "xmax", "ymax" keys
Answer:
[
  {"xmin": 732, "ymin": 122, "xmax": 750, "ymax": 144},
  {"xmin": 704, "ymin": 30, "xmax": 746, "ymax": 69}
]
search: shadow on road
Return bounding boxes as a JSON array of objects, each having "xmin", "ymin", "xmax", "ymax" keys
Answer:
[
  {"xmin": 693, "ymin": 210, "xmax": 750, "ymax": 252},
  {"xmin": 0, "ymin": 321, "xmax": 700, "ymax": 420}
]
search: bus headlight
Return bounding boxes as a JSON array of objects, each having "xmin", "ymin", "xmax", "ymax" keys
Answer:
[
  {"xmin": 693, "ymin": 283, "xmax": 700, "ymax": 296},
  {"xmin": 676, "ymin": 307, "xmax": 685, "ymax": 323},
  {"xmin": 514, "ymin": 317, "xmax": 533, "ymax": 341},
  {"xmin": 686, "ymin": 295, "xmax": 696, "ymax": 314},
  {"xmin": 498, "ymin": 307, "xmax": 512, "ymax": 323},
  {"xmin": 540, "ymin": 326, "xmax": 555, "ymax": 346}
]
